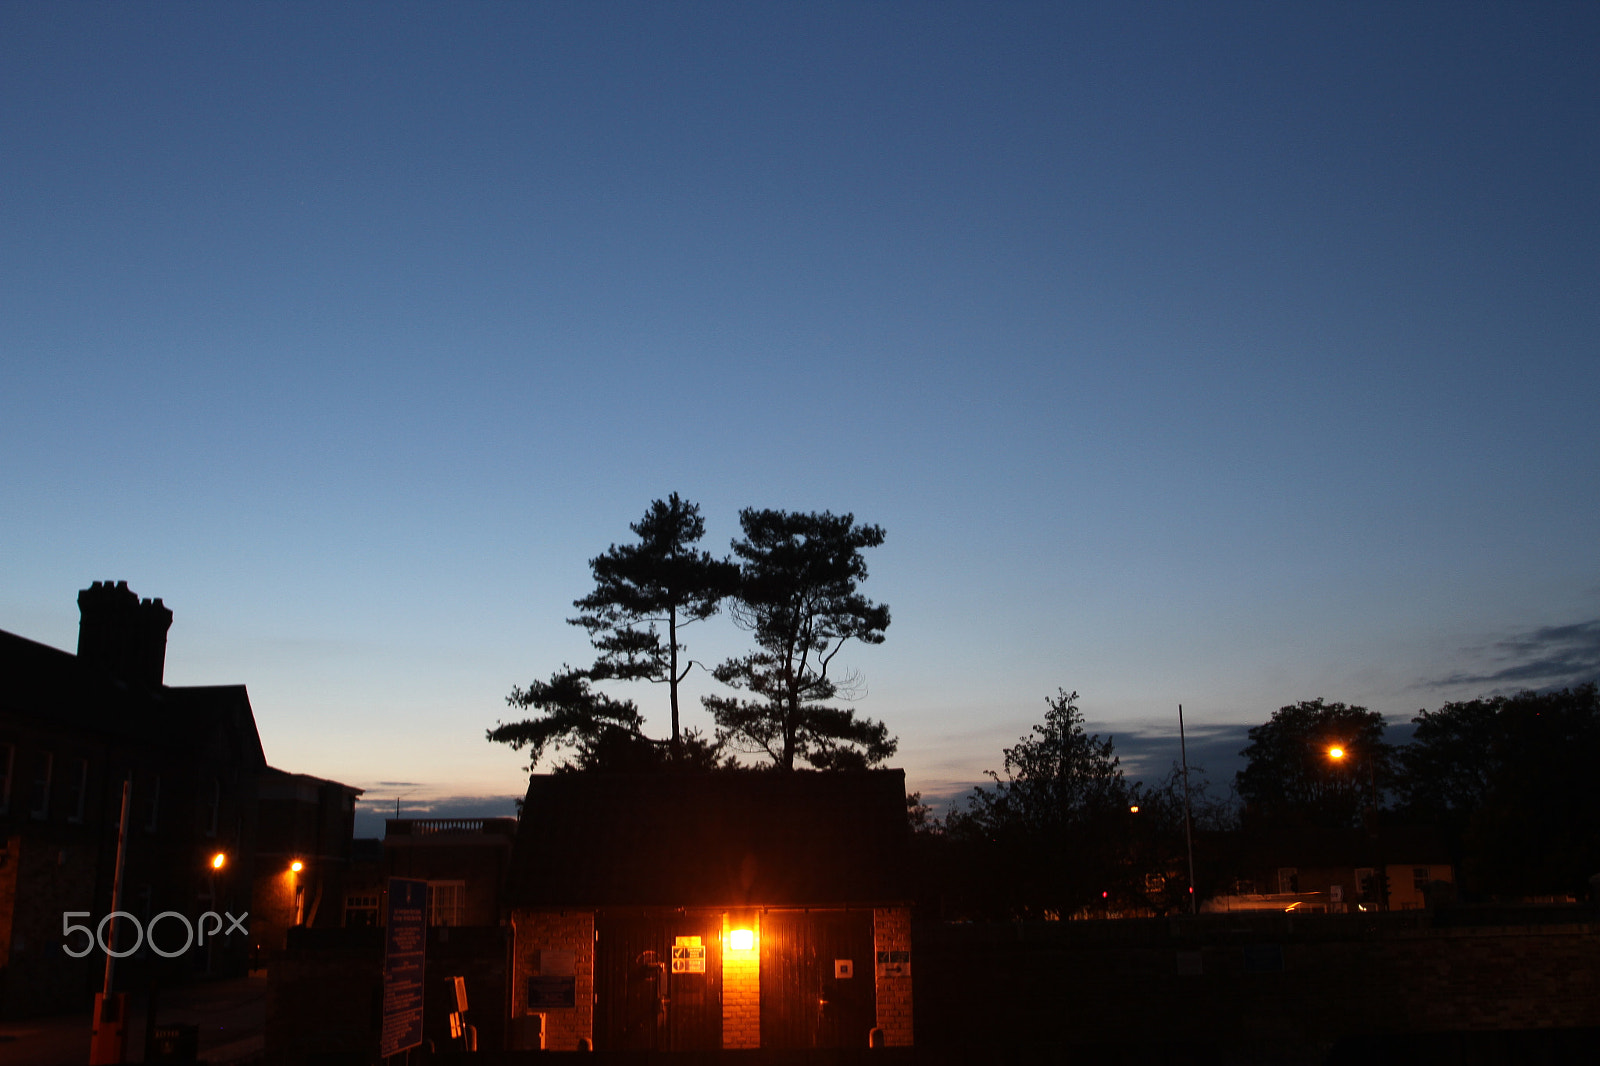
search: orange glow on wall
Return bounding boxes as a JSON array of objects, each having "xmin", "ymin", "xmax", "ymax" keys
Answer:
[{"xmin": 728, "ymin": 928, "xmax": 754, "ymax": 951}]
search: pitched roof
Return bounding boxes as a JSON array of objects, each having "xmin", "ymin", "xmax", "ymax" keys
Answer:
[
  {"xmin": 0, "ymin": 627, "xmax": 266, "ymax": 770},
  {"xmin": 509, "ymin": 769, "xmax": 911, "ymax": 908}
]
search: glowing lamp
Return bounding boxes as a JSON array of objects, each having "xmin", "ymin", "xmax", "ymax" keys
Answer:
[
  {"xmin": 1129, "ymin": 805, "xmax": 1140, "ymax": 813},
  {"xmin": 290, "ymin": 860, "xmax": 304, "ymax": 873},
  {"xmin": 1327, "ymin": 746, "xmax": 1345, "ymax": 760},
  {"xmin": 729, "ymin": 928, "xmax": 754, "ymax": 951},
  {"xmin": 211, "ymin": 852, "xmax": 227, "ymax": 870}
]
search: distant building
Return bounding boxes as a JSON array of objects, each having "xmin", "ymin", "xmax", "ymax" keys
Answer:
[
  {"xmin": 505, "ymin": 770, "xmax": 915, "ymax": 1052},
  {"xmin": 373, "ymin": 816, "xmax": 517, "ymax": 928},
  {"xmin": 1202, "ymin": 825, "xmax": 1455, "ymax": 914}
]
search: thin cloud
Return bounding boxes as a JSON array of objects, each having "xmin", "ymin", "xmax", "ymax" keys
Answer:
[{"xmin": 1435, "ymin": 619, "xmax": 1600, "ymax": 692}]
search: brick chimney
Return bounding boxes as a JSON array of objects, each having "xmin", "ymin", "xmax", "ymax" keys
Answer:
[{"xmin": 76, "ymin": 580, "xmax": 173, "ymax": 687}]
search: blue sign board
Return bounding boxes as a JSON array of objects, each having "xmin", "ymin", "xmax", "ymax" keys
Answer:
[{"xmin": 380, "ymin": 878, "xmax": 428, "ymax": 1058}]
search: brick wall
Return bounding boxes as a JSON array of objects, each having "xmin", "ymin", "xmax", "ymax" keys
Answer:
[
  {"xmin": 873, "ymin": 906, "xmax": 913, "ymax": 1046},
  {"xmin": 2, "ymin": 836, "xmax": 99, "ymax": 1018},
  {"xmin": 509, "ymin": 908, "xmax": 594, "ymax": 1051},
  {"xmin": 721, "ymin": 911, "xmax": 760, "ymax": 1049}
]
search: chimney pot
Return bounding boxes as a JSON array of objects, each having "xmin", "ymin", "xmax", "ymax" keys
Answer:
[{"xmin": 77, "ymin": 582, "xmax": 172, "ymax": 687}]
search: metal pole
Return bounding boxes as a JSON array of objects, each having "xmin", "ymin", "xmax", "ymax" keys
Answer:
[
  {"xmin": 103, "ymin": 776, "xmax": 132, "ymax": 997},
  {"xmin": 1179, "ymin": 704, "xmax": 1197, "ymax": 915}
]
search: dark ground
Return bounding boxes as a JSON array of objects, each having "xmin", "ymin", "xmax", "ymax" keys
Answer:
[{"xmin": 0, "ymin": 973, "xmax": 265, "ymax": 1065}]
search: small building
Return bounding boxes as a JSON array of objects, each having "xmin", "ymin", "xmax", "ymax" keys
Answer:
[
  {"xmin": 1203, "ymin": 825, "xmax": 1455, "ymax": 913},
  {"xmin": 505, "ymin": 770, "xmax": 915, "ymax": 1052},
  {"xmin": 251, "ymin": 767, "xmax": 364, "ymax": 959}
]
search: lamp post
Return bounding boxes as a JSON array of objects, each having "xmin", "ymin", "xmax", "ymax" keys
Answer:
[{"xmin": 1326, "ymin": 743, "xmax": 1384, "ymax": 910}]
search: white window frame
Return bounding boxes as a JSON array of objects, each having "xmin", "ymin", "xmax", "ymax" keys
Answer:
[
  {"xmin": 427, "ymin": 881, "xmax": 466, "ymax": 928},
  {"xmin": 344, "ymin": 893, "xmax": 381, "ymax": 928},
  {"xmin": 30, "ymin": 752, "xmax": 53, "ymax": 820}
]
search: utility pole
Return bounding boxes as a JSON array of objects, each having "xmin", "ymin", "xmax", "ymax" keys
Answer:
[
  {"xmin": 89, "ymin": 775, "xmax": 132, "ymax": 1064},
  {"xmin": 1179, "ymin": 705, "xmax": 1197, "ymax": 915}
]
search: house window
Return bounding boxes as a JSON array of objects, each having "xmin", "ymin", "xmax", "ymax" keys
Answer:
[
  {"xmin": 345, "ymin": 893, "xmax": 381, "ymax": 928},
  {"xmin": 143, "ymin": 774, "xmax": 160, "ymax": 832},
  {"xmin": 29, "ymin": 752, "xmax": 53, "ymax": 819},
  {"xmin": 427, "ymin": 881, "xmax": 466, "ymax": 927},
  {"xmin": 0, "ymin": 743, "xmax": 13, "ymax": 814},
  {"xmin": 66, "ymin": 758, "xmax": 89, "ymax": 822},
  {"xmin": 1276, "ymin": 867, "xmax": 1298, "ymax": 894},
  {"xmin": 1355, "ymin": 867, "xmax": 1376, "ymax": 901},
  {"xmin": 1413, "ymin": 867, "xmax": 1431, "ymax": 893},
  {"xmin": 204, "ymin": 778, "xmax": 221, "ymax": 837}
]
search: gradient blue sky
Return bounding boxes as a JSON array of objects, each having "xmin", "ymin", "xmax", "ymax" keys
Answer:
[{"xmin": 4, "ymin": 2, "xmax": 1597, "ymax": 832}]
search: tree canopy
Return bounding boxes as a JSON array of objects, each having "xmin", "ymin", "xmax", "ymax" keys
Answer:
[
  {"xmin": 1399, "ymin": 684, "xmax": 1600, "ymax": 898},
  {"xmin": 1234, "ymin": 698, "xmax": 1392, "ymax": 829},
  {"xmin": 570, "ymin": 493, "xmax": 739, "ymax": 752},
  {"xmin": 942, "ymin": 690, "xmax": 1137, "ymax": 917},
  {"xmin": 489, "ymin": 494, "xmax": 736, "ymax": 771},
  {"xmin": 704, "ymin": 508, "xmax": 895, "ymax": 770}
]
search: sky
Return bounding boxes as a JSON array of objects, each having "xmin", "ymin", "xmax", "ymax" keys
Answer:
[{"xmin": 4, "ymin": 2, "xmax": 1597, "ymax": 835}]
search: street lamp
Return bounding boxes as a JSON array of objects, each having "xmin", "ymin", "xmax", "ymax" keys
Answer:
[{"xmin": 1325, "ymin": 742, "xmax": 1384, "ymax": 911}]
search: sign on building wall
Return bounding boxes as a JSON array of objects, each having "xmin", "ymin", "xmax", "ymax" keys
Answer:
[
  {"xmin": 380, "ymin": 878, "xmax": 428, "ymax": 1058},
  {"xmin": 875, "ymin": 950, "xmax": 911, "ymax": 978},
  {"xmin": 671, "ymin": 935, "xmax": 706, "ymax": 974},
  {"xmin": 528, "ymin": 948, "xmax": 577, "ymax": 1010}
]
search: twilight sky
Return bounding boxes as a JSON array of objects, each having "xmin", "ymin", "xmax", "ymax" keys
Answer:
[{"xmin": 4, "ymin": 2, "xmax": 1597, "ymax": 832}]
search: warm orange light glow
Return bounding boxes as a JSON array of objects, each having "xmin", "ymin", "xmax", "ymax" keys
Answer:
[
  {"xmin": 1129, "ymin": 805, "xmax": 1140, "ymax": 813},
  {"xmin": 728, "ymin": 928, "xmax": 754, "ymax": 951},
  {"xmin": 211, "ymin": 852, "xmax": 227, "ymax": 870},
  {"xmin": 1327, "ymin": 746, "xmax": 1346, "ymax": 760},
  {"xmin": 290, "ymin": 860, "xmax": 304, "ymax": 873}
]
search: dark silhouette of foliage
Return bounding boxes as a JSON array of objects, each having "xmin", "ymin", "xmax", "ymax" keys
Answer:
[
  {"xmin": 705, "ymin": 508, "xmax": 895, "ymax": 770},
  {"xmin": 1400, "ymin": 683, "xmax": 1600, "ymax": 899},
  {"xmin": 1235, "ymin": 698, "xmax": 1393, "ymax": 829},
  {"xmin": 489, "ymin": 667, "xmax": 726, "ymax": 773},
  {"xmin": 942, "ymin": 690, "xmax": 1133, "ymax": 918},
  {"xmin": 490, "ymin": 494, "xmax": 737, "ymax": 772},
  {"xmin": 570, "ymin": 493, "xmax": 739, "ymax": 753}
]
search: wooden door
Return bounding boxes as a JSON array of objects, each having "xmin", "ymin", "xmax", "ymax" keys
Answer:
[
  {"xmin": 759, "ymin": 910, "xmax": 876, "ymax": 1049},
  {"xmin": 593, "ymin": 912, "xmax": 722, "ymax": 1051}
]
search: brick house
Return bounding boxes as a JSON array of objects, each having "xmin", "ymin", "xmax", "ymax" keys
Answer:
[
  {"xmin": 251, "ymin": 767, "xmax": 364, "ymax": 960},
  {"xmin": 505, "ymin": 770, "xmax": 915, "ymax": 1052},
  {"xmin": 0, "ymin": 582, "xmax": 267, "ymax": 1017}
]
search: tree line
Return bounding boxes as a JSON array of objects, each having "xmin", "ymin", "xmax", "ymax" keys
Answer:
[
  {"xmin": 487, "ymin": 494, "xmax": 893, "ymax": 773},
  {"xmin": 914, "ymin": 685, "xmax": 1600, "ymax": 919}
]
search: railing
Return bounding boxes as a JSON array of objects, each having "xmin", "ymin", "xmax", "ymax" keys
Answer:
[{"xmin": 385, "ymin": 817, "xmax": 517, "ymax": 836}]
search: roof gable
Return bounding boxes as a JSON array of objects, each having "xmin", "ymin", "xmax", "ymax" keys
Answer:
[{"xmin": 510, "ymin": 770, "xmax": 911, "ymax": 908}]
